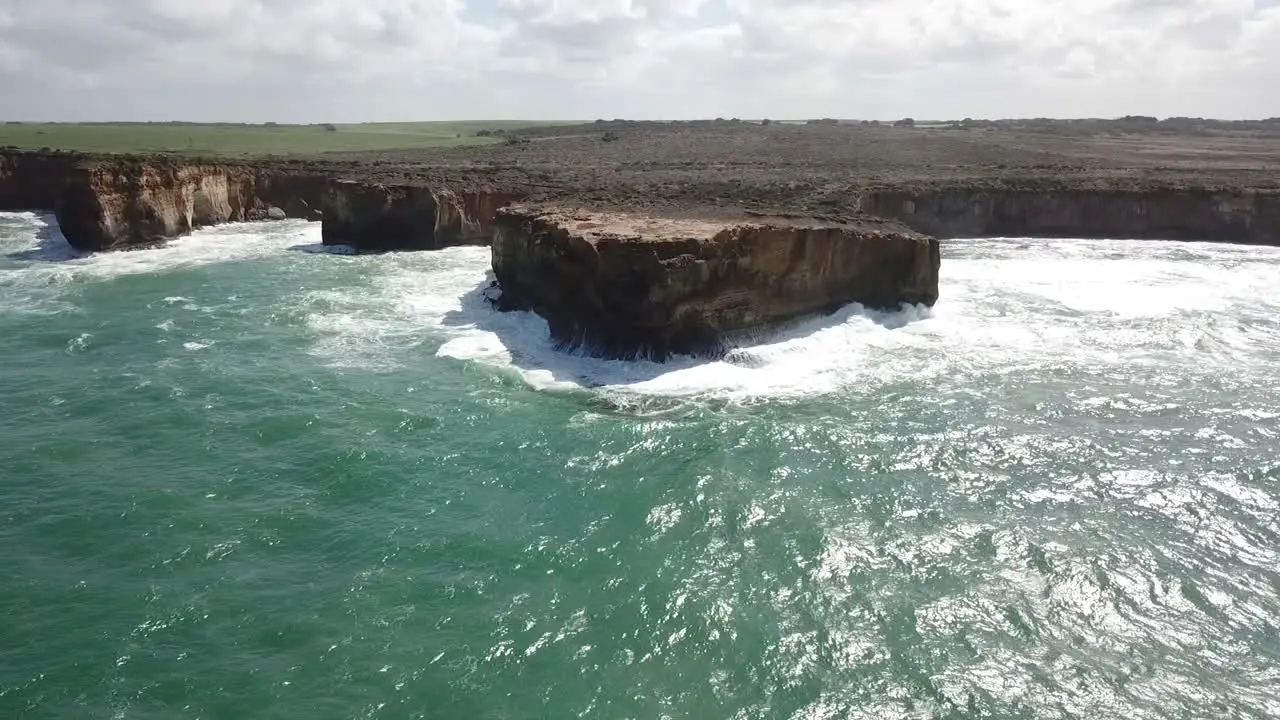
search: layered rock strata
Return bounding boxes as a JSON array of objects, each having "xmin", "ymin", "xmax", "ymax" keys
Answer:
[
  {"xmin": 51, "ymin": 157, "xmax": 330, "ymax": 252},
  {"xmin": 860, "ymin": 186, "xmax": 1280, "ymax": 244},
  {"xmin": 491, "ymin": 205, "xmax": 940, "ymax": 359},
  {"xmin": 23, "ymin": 152, "xmax": 520, "ymax": 253},
  {"xmin": 320, "ymin": 180, "xmax": 522, "ymax": 251}
]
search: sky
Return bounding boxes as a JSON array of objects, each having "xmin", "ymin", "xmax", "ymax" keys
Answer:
[{"xmin": 1, "ymin": 0, "xmax": 1277, "ymax": 122}]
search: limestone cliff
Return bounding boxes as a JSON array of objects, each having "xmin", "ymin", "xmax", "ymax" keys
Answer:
[
  {"xmin": 321, "ymin": 180, "xmax": 523, "ymax": 251},
  {"xmin": 52, "ymin": 158, "xmax": 329, "ymax": 252},
  {"xmin": 9, "ymin": 147, "xmax": 1278, "ymax": 256},
  {"xmin": 2, "ymin": 149, "xmax": 514, "ymax": 253},
  {"xmin": 860, "ymin": 186, "xmax": 1280, "ymax": 243},
  {"xmin": 492, "ymin": 206, "xmax": 940, "ymax": 360},
  {"xmin": 57, "ymin": 160, "xmax": 253, "ymax": 251}
]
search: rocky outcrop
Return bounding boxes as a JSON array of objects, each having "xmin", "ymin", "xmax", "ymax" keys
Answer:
[
  {"xmin": 860, "ymin": 186, "xmax": 1280, "ymax": 243},
  {"xmin": 2, "ymin": 149, "xmax": 519, "ymax": 253},
  {"xmin": 51, "ymin": 158, "xmax": 329, "ymax": 252},
  {"xmin": 0, "ymin": 150, "xmax": 82, "ymax": 211},
  {"xmin": 492, "ymin": 206, "xmax": 940, "ymax": 359},
  {"xmin": 320, "ymin": 180, "xmax": 522, "ymax": 251},
  {"xmin": 57, "ymin": 161, "xmax": 254, "ymax": 251}
]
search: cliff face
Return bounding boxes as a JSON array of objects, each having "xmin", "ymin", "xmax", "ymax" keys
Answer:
[
  {"xmin": 56, "ymin": 161, "xmax": 256, "ymax": 251},
  {"xmin": 321, "ymin": 181, "xmax": 522, "ymax": 251},
  {"xmin": 255, "ymin": 172, "xmax": 330, "ymax": 221},
  {"xmin": 0, "ymin": 151, "xmax": 82, "ymax": 211},
  {"xmin": 3, "ymin": 150, "xmax": 517, "ymax": 253},
  {"xmin": 50, "ymin": 158, "xmax": 330, "ymax": 252},
  {"xmin": 10, "ymin": 146, "xmax": 1279, "ymax": 256},
  {"xmin": 435, "ymin": 188, "xmax": 526, "ymax": 247},
  {"xmin": 492, "ymin": 206, "xmax": 940, "ymax": 360},
  {"xmin": 861, "ymin": 187, "xmax": 1280, "ymax": 243}
]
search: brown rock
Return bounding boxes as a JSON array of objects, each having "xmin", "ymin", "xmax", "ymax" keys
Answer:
[
  {"xmin": 49, "ymin": 157, "xmax": 331, "ymax": 252},
  {"xmin": 491, "ymin": 206, "xmax": 940, "ymax": 360},
  {"xmin": 56, "ymin": 160, "xmax": 256, "ymax": 251},
  {"xmin": 860, "ymin": 186, "xmax": 1280, "ymax": 243},
  {"xmin": 320, "ymin": 180, "xmax": 523, "ymax": 251}
]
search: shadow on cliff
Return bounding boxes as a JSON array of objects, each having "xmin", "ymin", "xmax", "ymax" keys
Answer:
[
  {"xmin": 4, "ymin": 215, "xmax": 84, "ymax": 262},
  {"xmin": 438, "ymin": 272, "xmax": 688, "ymax": 388},
  {"xmin": 438, "ymin": 273, "xmax": 933, "ymax": 390}
]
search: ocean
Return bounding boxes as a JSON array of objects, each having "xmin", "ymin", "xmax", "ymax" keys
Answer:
[{"xmin": 1, "ymin": 211, "xmax": 1278, "ymax": 719}]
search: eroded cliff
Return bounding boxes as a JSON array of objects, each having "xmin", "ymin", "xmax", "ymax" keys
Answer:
[
  {"xmin": 492, "ymin": 205, "xmax": 940, "ymax": 360},
  {"xmin": 57, "ymin": 161, "xmax": 251, "ymax": 251},
  {"xmin": 320, "ymin": 180, "xmax": 523, "ymax": 251},
  {"xmin": 860, "ymin": 185, "xmax": 1280, "ymax": 243},
  {"xmin": 2, "ymin": 149, "xmax": 520, "ymax": 253},
  {"xmin": 49, "ymin": 157, "xmax": 331, "ymax": 252}
]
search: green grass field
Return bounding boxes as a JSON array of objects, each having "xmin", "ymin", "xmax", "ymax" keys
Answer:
[{"xmin": 0, "ymin": 121, "xmax": 569, "ymax": 156}]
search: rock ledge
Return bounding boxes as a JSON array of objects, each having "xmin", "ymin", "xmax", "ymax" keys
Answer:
[{"xmin": 491, "ymin": 205, "xmax": 940, "ymax": 359}]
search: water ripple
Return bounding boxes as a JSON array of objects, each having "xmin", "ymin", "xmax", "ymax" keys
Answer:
[{"xmin": 3, "ymin": 219, "xmax": 1280, "ymax": 718}]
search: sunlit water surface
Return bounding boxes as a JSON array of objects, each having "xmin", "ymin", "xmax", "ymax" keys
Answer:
[{"xmin": 1, "ymin": 212, "xmax": 1278, "ymax": 719}]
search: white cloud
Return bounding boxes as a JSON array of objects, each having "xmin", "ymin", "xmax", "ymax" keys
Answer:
[{"xmin": 0, "ymin": 0, "xmax": 1274, "ymax": 121}]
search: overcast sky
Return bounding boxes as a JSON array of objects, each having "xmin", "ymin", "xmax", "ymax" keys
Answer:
[{"xmin": 1, "ymin": 0, "xmax": 1277, "ymax": 122}]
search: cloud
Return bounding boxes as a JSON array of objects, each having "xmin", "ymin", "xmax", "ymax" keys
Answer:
[{"xmin": 0, "ymin": 0, "xmax": 1274, "ymax": 121}]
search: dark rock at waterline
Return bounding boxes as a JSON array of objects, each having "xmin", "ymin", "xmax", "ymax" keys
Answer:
[
  {"xmin": 246, "ymin": 205, "xmax": 288, "ymax": 221},
  {"xmin": 319, "ymin": 179, "xmax": 524, "ymax": 252}
]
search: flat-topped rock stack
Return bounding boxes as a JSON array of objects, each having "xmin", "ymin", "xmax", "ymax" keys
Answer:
[{"xmin": 491, "ymin": 205, "xmax": 940, "ymax": 359}]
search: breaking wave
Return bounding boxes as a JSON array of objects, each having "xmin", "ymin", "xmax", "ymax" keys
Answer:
[
  {"xmin": 296, "ymin": 237, "xmax": 1280, "ymax": 402},
  {"xmin": 4, "ymin": 213, "xmax": 1280, "ymax": 718},
  {"xmin": 5, "ymin": 212, "xmax": 1280, "ymax": 404}
]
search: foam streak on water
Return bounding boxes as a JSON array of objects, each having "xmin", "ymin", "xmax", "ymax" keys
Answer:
[{"xmin": 1, "ymin": 213, "xmax": 1278, "ymax": 719}]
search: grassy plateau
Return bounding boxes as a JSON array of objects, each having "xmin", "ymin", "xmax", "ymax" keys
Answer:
[{"xmin": 0, "ymin": 121, "xmax": 567, "ymax": 156}]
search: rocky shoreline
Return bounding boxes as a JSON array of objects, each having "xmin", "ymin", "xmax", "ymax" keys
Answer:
[{"xmin": 3, "ymin": 132, "xmax": 1278, "ymax": 358}]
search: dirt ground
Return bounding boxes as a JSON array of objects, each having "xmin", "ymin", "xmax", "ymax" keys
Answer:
[{"xmin": 298, "ymin": 121, "xmax": 1280, "ymax": 219}]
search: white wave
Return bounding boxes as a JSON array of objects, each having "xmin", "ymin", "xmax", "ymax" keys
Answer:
[
  {"xmin": 1, "ymin": 213, "xmax": 318, "ymax": 270},
  {"xmin": 66, "ymin": 333, "xmax": 92, "ymax": 353},
  {"xmin": 314, "ymin": 247, "xmax": 948, "ymax": 398},
  {"xmin": 7, "ymin": 212, "xmax": 1279, "ymax": 403},
  {"xmin": 0, "ymin": 213, "xmax": 321, "ymax": 316},
  {"xmin": 297, "ymin": 236, "xmax": 1280, "ymax": 400}
]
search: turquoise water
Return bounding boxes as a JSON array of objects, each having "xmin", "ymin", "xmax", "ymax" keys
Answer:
[{"xmin": 2, "ymin": 211, "xmax": 1279, "ymax": 719}]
